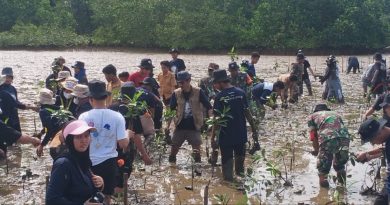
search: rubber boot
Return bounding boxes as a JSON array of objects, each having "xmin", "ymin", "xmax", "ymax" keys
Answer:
[
  {"xmin": 234, "ymin": 156, "xmax": 245, "ymax": 177},
  {"xmin": 319, "ymin": 174, "xmax": 329, "ymax": 188},
  {"xmin": 337, "ymin": 170, "xmax": 346, "ymax": 185},
  {"xmin": 222, "ymin": 159, "xmax": 234, "ymax": 181}
]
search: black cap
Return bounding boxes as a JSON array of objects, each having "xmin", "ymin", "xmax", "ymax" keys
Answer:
[
  {"xmin": 177, "ymin": 71, "xmax": 191, "ymax": 82},
  {"xmin": 120, "ymin": 82, "xmax": 136, "ymax": 99},
  {"xmin": 138, "ymin": 58, "xmax": 155, "ymax": 69},
  {"xmin": 2, "ymin": 67, "xmax": 13, "ymax": 77},
  {"xmin": 169, "ymin": 48, "xmax": 180, "ymax": 54},
  {"xmin": 313, "ymin": 104, "xmax": 331, "ymax": 113},
  {"xmin": 359, "ymin": 118, "xmax": 387, "ymax": 143},
  {"xmin": 208, "ymin": 63, "xmax": 219, "ymax": 70},
  {"xmin": 140, "ymin": 77, "xmax": 155, "ymax": 85},
  {"xmin": 374, "ymin": 52, "xmax": 383, "ymax": 61},
  {"xmin": 326, "ymin": 55, "xmax": 336, "ymax": 64},
  {"xmin": 87, "ymin": 80, "xmax": 111, "ymax": 99},
  {"xmin": 213, "ymin": 69, "xmax": 230, "ymax": 83},
  {"xmin": 72, "ymin": 61, "xmax": 85, "ymax": 69},
  {"xmin": 228, "ymin": 62, "xmax": 240, "ymax": 70},
  {"xmin": 296, "ymin": 53, "xmax": 305, "ymax": 60}
]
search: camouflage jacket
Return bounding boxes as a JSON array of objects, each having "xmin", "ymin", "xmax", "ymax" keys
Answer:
[
  {"xmin": 230, "ymin": 72, "xmax": 250, "ymax": 92},
  {"xmin": 291, "ymin": 63, "xmax": 304, "ymax": 82},
  {"xmin": 199, "ymin": 76, "xmax": 217, "ymax": 100},
  {"xmin": 307, "ymin": 111, "xmax": 349, "ymax": 144}
]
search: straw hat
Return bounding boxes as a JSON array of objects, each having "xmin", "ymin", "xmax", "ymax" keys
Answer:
[
  {"xmin": 39, "ymin": 88, "xmax": 56, "ymax": 105},
  {"xmin": 55, "ymin": 71, "xmax": 71, "ymax": 81},
  {"xmin": 71, "ymin": 84, "xmax": 89, "ymax": 98},
  {"xmin": 60, "ymin": 77, "xmax": 78, "ymax": 91}
]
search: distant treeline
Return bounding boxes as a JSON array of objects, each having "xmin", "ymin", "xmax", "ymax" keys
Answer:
[{"xmin": 0, "ymin": 0, "xmax": 389, "ymax": 51}]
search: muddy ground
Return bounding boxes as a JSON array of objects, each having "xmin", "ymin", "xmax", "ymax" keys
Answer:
[{"xmin": 0, "ymin": 50, "xmax": 385, "ymax": 204}]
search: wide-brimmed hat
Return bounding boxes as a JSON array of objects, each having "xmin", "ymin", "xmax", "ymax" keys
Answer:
[
  {"xmin": 63, "ymin": 120, "xmax": 96, "ymax": 140},
  {"xmin": 39, "ymin": 88, "xmax": 56, "ymax": 105},
  {"xmin": 359, "ymin": 118, "xmax": 387, "ymax": 143},
  {"xmin": 228, "ymin": 62, "xmax": 240, "ymax": 70},
  {"xmin": 213, "ymin": 69, "xmax": 230, "ymax": 83},
  {"xmin": 55, "ymin": 71, "xmax": 71, "ymax": 81},
  {"xmin": 87, "ymin": 79, "xmax": 111, "ymax": 99},
  {"xmin": 2, "ymin": 67, "xmax": 13, "ymax": 77},
  {"xmin": 313, "ymin": 104, "xmax": 331, "ymax": 113},
  {"xmin": 71, "ymin": 84, "xmax": 89, "ymax": 98},
  {"xmin": 169, "ymin": 48, "xmax": 180, "ymax": 54},
  {"xmin": 138, "ymin": 58, "xmax": 155, "ymax": 70},
  {"xmin": 61, "ymin": 77, "xmax": 78, "ymax": 91},
  {"xmin": 71, "ymin": 61, "xmax": 85, "ymax": 70},
  {"xmin": 177, "ymin": 71, "xmax": 191, "ymax": 83}
]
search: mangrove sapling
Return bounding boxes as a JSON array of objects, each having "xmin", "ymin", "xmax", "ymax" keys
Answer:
[
  {"xmin": 163, "ymin": 108, "xmax": 176, "ymax": 145},
  {"xmin": 213, "ymin": 194, "xmax": 231, "ymax": 205},
  {"xmin": 227, "ymin": 46, "xmax": 239, "ymax": 62},
  {"xmin": 203, "ymin": 180, "xmax": 211, "ymax": 205},
  {"xmin": 185, "ymin": 154, "xmax": 196, "ymax": 191}
]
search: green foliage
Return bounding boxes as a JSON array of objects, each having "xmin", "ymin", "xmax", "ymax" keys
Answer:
[
  {"xmin": 122, "ymin": 91, "xmax": 149, "ymax": 119},
  {"xmin": 0, "ymin": 0, "xmax": 389, "ymax": 49},
  {"xmin": 205, "ymin": 106, "xmax": 233, "ymax": 129},
  {"xmin": 46, "ymin": 108, "xmax": 74, "ymax": 125},
  {"xmin": 213, "ymin": 194, "xmax": 231, "ymax": 205}
]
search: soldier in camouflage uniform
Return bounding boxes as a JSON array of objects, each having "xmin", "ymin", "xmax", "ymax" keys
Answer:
[
  {"xmin": 291, "ymin": 54, "xmax": 305, "ymax": 101},
  {"xmin": 307, "ymin": 104, "xmax": 350, "ymax": 188},
  {"xmin": 228, "ymin": 62, "xmax": 253, "ymax": 98},
  {"xmin": 199, "ymin": 63, "xmax": 219, "ymax": 101}
]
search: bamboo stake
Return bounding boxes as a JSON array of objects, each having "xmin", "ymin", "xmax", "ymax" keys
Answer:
[{"xmin": 123, "ymin": 173, "xmax": 129, "ymax": 205}]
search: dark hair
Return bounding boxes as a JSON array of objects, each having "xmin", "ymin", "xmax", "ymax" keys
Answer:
[
  {"xmin": 118, "ymin": 71, "xmax": 130, "ymax": 79},
  {"xmin": 273, "ymin": 81, "xmax": 285, "ymax": 90},
  {"xmin": 102, "ymin": 64, "xmax": 117, "ymax": 75},
  {"xmin": 289, "ymin": 75, "xmax": 298, "ymax": 82},
  {"xmin": 160, "ymin": 60, "xmax": 171, "ymax": 68},
  {"xmin": 251, "ymin": 52, "xmax": 260, "ymax": 58}
]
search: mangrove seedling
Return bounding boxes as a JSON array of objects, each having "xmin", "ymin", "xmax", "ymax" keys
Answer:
[
  {"xmin": 213, "ymin": 194, "xmax": 231, "ymax": 205},
  {"xmin": 122, "ymin": 91, "xmax": 149, "ymax": 119},
  {"xmin": 47, "ymin": 107, "xmax": 74, "ymax": 125},
  {"xmin": 227, "ymin": 46, "xmax": 239, "ymax": 62}
]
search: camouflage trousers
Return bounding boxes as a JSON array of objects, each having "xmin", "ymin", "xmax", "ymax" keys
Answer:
[{"xmin": 317, "ymin": 138, "xmax": 350, "ymax": 175}]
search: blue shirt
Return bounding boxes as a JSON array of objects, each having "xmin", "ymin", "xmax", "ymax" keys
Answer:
[
  {"xmin": 251, "ymin": 82, "xmax": 273, "ymax": 105},
  {"xmin": 214, "ymin": 87, "xmax": 248, "ymax": 146},
  {"xmin": 170, "ymin": 58, "xmax": 186, "ymax": 75},
  {"xmin": 247, "ymin": 63, "xmax": 256, "ymax": 78}
]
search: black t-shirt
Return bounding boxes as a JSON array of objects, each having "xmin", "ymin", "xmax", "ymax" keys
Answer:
[
  {"xmin": 303, "ymin": 60, "xmax": 311, "ymax": 79},
  {"xmin": 0, "ymin": 120, "xmax": 21, "ymax": 148},
  {"xmin": 170, "ymin": 89, "xmax": 212, "ymax": 130},
  {"xmin": 373, "ymin": 94, "xmax": 385, "ymax": 111},
  {"xmin": 109, "ymin": 103, "xmax": 143, "ymax": 134},
  {"xmin": 170, "ymin": 59, "xmax": 186, "ymax": 75},
  {"xmin": 214, "ymin": 87, "xmax": 248, "ymax": 146}
]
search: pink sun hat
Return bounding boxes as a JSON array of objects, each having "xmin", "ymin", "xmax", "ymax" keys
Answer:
[{"xmin": 63, "ymin": 120, "xmax": 96, "ymax": 140}]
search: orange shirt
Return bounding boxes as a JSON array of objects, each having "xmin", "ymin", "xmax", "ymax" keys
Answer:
[
  {"xmin": 106, "ymin": 80, "xmax": 122, "ymax": 106},
  {"xmin": 157, "ymin": 71, "xmax": 176, "ymax": 99}
]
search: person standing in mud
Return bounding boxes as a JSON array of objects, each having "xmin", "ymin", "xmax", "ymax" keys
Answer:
[
  {"xmin": 129, "ymin": 58, "xmax": 154, "ymax": 87},
  {"xmin": 297, "ymin": 50, "xmax": 315, "ymax": 96},
  {"xmin": 78, "ymin": 80, "xmax": 129, "ymax": 204},
  {"xmin": 168, "ymin": 71, "xmax": 212, "ymax": 163},
  {"xmin": 319, "ymin": 55, "xmax": 344, "ymax": 103},
  {"xmin": 71, "ymin": 84, "xmax": 92, "ymax": 118},
  {"xmin": 246, "ymin": 52, "xmax": 260, "ymax": 78},
  {"xmin": 103, "ymin": 64, "xmax": 122, "ymax": 107},
  {"xmin": 307, "ymin": 104, "xmax": 350, "ymax": 188},
  {"xmin": 158, "ymin": 60, "xmax": 177, "ymax": 106},
  {"xmin": 199, "ymin": 63, "xmax": 219, "ymax": 101},
  {"xmin": 0, "ymin": 67, "xmax": 38, "ymax": 132},
  {"xmin": 55, "ymin": 76, "xmax": 78, "ymax": 112},
  {"xmin": 211, "ymin": 69, "xmax": 258, "ymax": 181},
  {"xmin": 357, "ymin": 118, "xmax": 390, "ymax": 204},
  {"xmin": 277, "ymin": 73, "xmax": 298, "ymax": 108},
  {"xmin": 72, "ymin": 61, "xmax": 88, "ymax": 85},
  {"xmin": 53, "ymin": 56, "xmax": 72, "ymax": 75},
  {"xmin": 370, "ymin": 53, "xmax": 387, "ymax": 97},
  {"xmin": 291, "ymin": 53, "xmax": 305, "ymax": 99},
  {"xmin": 228, "ymin": 62, "xmax": 253, "ymax": 97},
  {"xmin": 139, "ymin": 77, "xmax": 163, "ymax": 130},
  {"xmin": 347, "ymin": 56, "xmax": 360, "ymax": 74},
  {"xmin": 362, "ymin": 53, "xmax": 387, "ymax": 97},
  {"xmin": 169, "ymin": 48, "xmax": 186, "ymax": 78}
]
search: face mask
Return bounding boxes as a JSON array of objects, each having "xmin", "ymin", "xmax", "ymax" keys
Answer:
[
  {"xmin": 73, "ymin": 98, "xmax": 79, "ymax": 105},
  {"xmin": 64, "ymin": 92, "xmax": 73, "ymax": 99}
]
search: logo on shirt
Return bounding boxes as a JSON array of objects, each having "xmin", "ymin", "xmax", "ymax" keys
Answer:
[{"xmin": 104, "ymin": 124, "xmax": 111, "ymax": 130}]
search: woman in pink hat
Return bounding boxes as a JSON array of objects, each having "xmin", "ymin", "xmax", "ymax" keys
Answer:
[{"xmin": 46, "ymin": 120, "xmax": 104, "ymax": 205}]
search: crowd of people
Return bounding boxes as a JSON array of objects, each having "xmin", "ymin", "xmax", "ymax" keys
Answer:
[{"xmin": 1, "ymin": 49, "xmax": 390, "ymax": 204}]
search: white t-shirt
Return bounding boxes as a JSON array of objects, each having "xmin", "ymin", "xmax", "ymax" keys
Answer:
[{"xmin": 79, "ymin": 109, "xmax": 127, "ymax": 166}]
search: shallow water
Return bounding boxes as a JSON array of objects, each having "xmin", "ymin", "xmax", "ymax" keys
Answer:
[{"xmin": 0, "ymin": 50, "xmax": 386, "ymax": 204}]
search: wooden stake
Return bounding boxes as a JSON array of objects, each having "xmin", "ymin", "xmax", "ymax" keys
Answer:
[
  {"xmin": 46, "ymin": 176, "xmax": 50, "ymax": 192},
  {"xmin": 123, "ymin": 173, "xmax": 129, "ymax": 205}
]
